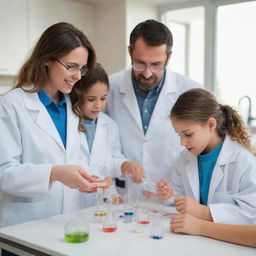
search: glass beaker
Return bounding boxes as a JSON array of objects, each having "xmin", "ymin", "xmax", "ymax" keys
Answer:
[
  {"xmin": 133, "ymin": 208, "xmax": 150, "ymax": 233},
  {"xmin": 137, "ymin": 208, "xmax": 150, "ymax": 225},
  {"xmin": 150, "ymin": 214, "xmax": 164, "ymax": 240},
  {"xmin": 64, "ymin": 216, "xmax": 89, "ymax": 243}
]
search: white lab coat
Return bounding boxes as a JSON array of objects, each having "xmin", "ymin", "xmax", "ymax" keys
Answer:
[
  {"xmin": 171, "ymin": 135, "xmax": 256, "ymax": 224},
  {"xmin": 107, "ymin": 68, "xmax": 202, "ymax": 183},
  {"xmin": 80, "ymin": 112, "xmax": 127, "ymax": 207},
  {"xmin": 0, "ymin": 88, "xmax": 86, "ymax": 227}
]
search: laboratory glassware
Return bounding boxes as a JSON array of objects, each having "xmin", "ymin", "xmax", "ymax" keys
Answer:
[
  {"xmin": 64, "ymin": 216, "xmax": 89, "ymax": 243},
  {"xmin": 133, "ymin": 208, "xmax": 150, "ymax": 233},
  {"xmin": 93, "ymin": 187, "xmax": 107, "ymax": 222},
  {"xmin": 102, "ymin": 199, "xmax": 117, "ymax": 232},
  {"xmin": 150, "ymin": 214, "xmax": 164, "ymax": 239}
]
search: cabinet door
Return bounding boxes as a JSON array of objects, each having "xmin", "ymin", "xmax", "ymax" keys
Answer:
[{"xmin": 0, "ymin": 0, "xmax": 28, "ymax": 75}]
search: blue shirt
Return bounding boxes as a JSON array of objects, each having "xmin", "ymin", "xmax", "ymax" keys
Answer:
[
  {"xmin": 38, "ymin": 90, "xmax": 67, "ymax": 148},
  {"xmin": 132, "ymin": 71, "xmax": 166, "ymax": 134},
  {"xmin": 82, "ymin": 119, "xmax": 97, "ymax": 152},
  {"xmin": 197, "ymin": 143, "xmax": 223, "ymax": 205}
]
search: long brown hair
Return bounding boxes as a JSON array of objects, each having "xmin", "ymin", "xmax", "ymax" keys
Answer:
[
  {"xmin": 70, "ymin": 63, "xmax": 109, "ymax": 132},
  {"xmin": 14, "ymin": 22, "xmax": 96, "ymax": 92},
  {"xmin": 171, "ymin": 88, "xmax": 255, "ymax": 153}
]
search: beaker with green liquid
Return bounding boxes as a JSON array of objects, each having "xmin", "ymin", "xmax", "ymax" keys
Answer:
[{"xmin": 64, "ymin": 216, "xmax": 89, "ymax": 243}]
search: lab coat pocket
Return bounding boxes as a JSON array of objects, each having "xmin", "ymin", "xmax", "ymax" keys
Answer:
[{"xmin": 4, "ymin": 199, "xmax": 46, "ymax": 226}]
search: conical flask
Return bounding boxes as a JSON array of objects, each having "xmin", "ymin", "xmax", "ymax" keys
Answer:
[
  {"xmin": 93, "ymin": 187, "xmax": 107, "ymax": 222},
  {"xmin": 102, "ymin": 199, "xmax": 117, "ymax": 232}
]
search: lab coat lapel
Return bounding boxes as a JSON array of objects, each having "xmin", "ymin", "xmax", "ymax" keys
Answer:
[
  {"xmin": 65, "ymin": 95, "xmax": 79, "ymax": 154},
  {"xmin": 90, "ymin": 114, "xmax": 108, "ymax": 169},
  {"xmin": 119, "ymin": 70, "xmax": 143, "ymax": 131},
  {"xmin": 207, "ymin": 136, "xmax": 234, "ymax": 203},
  {"xmin": 24, "ymin": 92, "xmax": 64, "ymax": 150},
  {"xmin": 185, "ymin": 156, "xmax": 200, "ymax": 201},
  {"xmin": 207, "ymin": 165, "xmax": 223, "ymax": 203},
  {"xmin": 145, "ymin": 69, "xmax": 177, "ymax": 138}
]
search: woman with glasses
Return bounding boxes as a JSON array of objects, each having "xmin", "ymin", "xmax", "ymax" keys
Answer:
[{"xmin": 0, "ymin": 22, "xmax": 107, "ymax": 236}]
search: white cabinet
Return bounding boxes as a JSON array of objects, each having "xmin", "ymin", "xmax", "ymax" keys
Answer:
[
  {"xmin": 0, "ymin": 0, "xmax": 29, "ymax": 75},
  {"xmin": 0, "ymin": 0, "xmax": 94, "ymax": 76}
]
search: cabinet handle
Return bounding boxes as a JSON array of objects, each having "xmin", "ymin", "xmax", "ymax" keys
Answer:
[{"xmin": 0, "ymin": 68, "xmax": 8, "ymax": 72}]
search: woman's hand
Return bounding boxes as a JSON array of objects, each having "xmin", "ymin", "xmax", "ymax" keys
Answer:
[
  {"xmin": 92, "ymin": 176, "xmax": 113, "ymax": 190},
  {"xmin": 121, "ymin": 161, "xmax": 145, "ymax": 183},
  {"xmin": 50, "ymin": 165, "xmax": 107, "ymax": 193}
]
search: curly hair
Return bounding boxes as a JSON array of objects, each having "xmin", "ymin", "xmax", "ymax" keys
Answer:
[{"xmin": 170, "ymin": 88, "xmax": 255, "ymax": 154}]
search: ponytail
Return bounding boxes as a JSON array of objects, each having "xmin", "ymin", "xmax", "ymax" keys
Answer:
[
  {"xmin": 219, "ymin": 104, "xmax": 255, "ymax": 154},
  {"xmin": 171, "ymin": 88, "xmax": 256, "ymax": 155}
]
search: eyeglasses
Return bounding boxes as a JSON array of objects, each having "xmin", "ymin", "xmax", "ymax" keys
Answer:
[
  {"xmin": 132, "ymin": 62, "xmax": 165, "ymax": 73},
  {"xmin": 55, "ymin": 59, "xmax": 88, "ymax": 76}
]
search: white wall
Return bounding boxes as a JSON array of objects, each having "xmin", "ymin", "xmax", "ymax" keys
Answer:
[
  {"xmin": 93, "ymin": 0, "xmax": 126, "ymax": 75},
  {"xmin": 125, "ymin": 0, "xmax": 158, "ymax": 68}
]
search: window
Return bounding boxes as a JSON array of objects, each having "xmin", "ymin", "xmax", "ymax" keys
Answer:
[
  {"xmin": 216, "ymin": 1, "xmax": 256, "ymax": 125},
  {"xmin": 163, "ymin": 7, "xmax": 205, "ymax": 84}
]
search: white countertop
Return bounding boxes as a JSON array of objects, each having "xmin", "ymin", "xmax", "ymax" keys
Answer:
[{"xmin": 0, "ymin": 202, "xmax": 255, "ymax": 256}]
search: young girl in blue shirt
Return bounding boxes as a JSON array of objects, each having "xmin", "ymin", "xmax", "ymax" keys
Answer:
[
  {"xmin": 148, "ymin": 88, "xmax": 256, "ymax": 225},
  {"xmin": 70, "ymin": 63, "xmax": 145, "ymax": 205}
]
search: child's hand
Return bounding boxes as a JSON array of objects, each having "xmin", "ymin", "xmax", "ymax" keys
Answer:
[
  {"xmin": 156, "ymin": 179, "xmax": 173, "ymax": 200},
  {"xmin": 170, "ymin": 213, "xmax": 204, "ymax": 235},
  {"xmin": 121, "ymin": 161, "xmax": 145, "ymax": 184},
  {"xmin": 111, "ymin": 194, "xmax": 124, "ymax": 204},
  {"xmin": 174, "ymin": 196, "xmax": 212, "ymax": 220},
  {"xmin": 141, "ymin": 179, "xmax": 173, "ymax": 200}
]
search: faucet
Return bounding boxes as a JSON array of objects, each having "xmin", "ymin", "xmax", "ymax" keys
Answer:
[{"xmin": 238, "ymin": 95, "xmax": 256, "ymax": 126}]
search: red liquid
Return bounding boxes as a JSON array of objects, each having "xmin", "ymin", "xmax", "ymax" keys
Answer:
[
  {"xmin": 138, "ymin": 220, "xmax": 150, "ymax": 224},
  {"xmin": 103, "ymin": 227, "xmax": 117, "ymax": 233}
]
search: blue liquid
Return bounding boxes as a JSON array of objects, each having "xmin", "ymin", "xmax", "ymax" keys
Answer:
[
  {"xmin": 123, "ymin": 211, "xmax": 134, "ymax": 223},
  {"xmin": 124, "ymin": 211, "xmax": 134, "ymax": 216},
  {"xmin": 151, "ymin": 235, "xmax": 163, "ymax": 240}
]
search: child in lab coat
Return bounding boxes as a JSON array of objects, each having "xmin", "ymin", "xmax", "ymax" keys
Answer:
[
  {"xmin": 70, "ymin": 63, "xmax": 145, "ymax": 206},
  {"xmin": 149, "ymin": 88, "xmax": 256, "ymax": 225},
  {"xmin": 171, "ymin": 212, "xmax": 256, "ymax": 247}
]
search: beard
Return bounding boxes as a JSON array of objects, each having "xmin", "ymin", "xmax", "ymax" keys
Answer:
[{"xmin": 135, "ymin": 73, "xmax": 159, "ymax": 91}]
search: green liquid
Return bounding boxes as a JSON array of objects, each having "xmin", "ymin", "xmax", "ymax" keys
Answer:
[{"xmin": 65, "ymin": 232, "xmax": 89, "ymax": 243}]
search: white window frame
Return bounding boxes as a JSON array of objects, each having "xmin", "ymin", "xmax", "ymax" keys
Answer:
[{"xmin": 158, "ymin": 0, "xmax": 255, "ymax": 93}]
